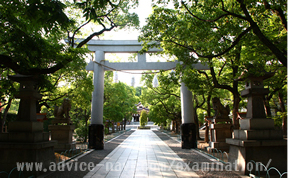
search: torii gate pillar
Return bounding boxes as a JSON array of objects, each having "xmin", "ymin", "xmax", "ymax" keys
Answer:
[
  {"xmin": 88, "ymin": 51, "xmax": 105, "ymax": 149},
  {"xmin": 180, "ymin": 82, "xmax": 197, "ymax": 149}
]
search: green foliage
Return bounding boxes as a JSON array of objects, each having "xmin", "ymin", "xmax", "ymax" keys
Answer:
[
  {"xmin": 140, "ymin": 110, "xmax": 148, "ymax": 126},
  {"xmin": 135, "ymin": 87, "xmax": 142, "ymax": 97},
  {"xmin": 103, "ymin": 71, "xmax": 138, "ymax": 123},
  {"xmin": 141, "ymin": 0, "xmax": 286, "ymax": 65},
  {"xmin": 272, "ymin": 112, "xmax": 286, "ymax": 129},
  {"xmin": 141, "ymin": 71, "xmax": 181, "ymax": 127},
  {"xmin": 139, "ymin": 0, "xmax": 287, "ymax": 128},
  {"xmin": 0, "ymin": 0, "xmax": 86, "ymax": 75},
  {"xmin": 75, "ymin": 120, "xmax": 90, "ymax": 142},
  {"xmin": 0, "ymin": 0, "xmax": 139, "ymax": 117}
]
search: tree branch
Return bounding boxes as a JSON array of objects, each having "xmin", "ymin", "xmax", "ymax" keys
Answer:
[
  {"xmin": 209, "ymin": 59, "xmax": 234, "ymax": 93},
  {"xmin": 0, "ymin": 55, "xmax": 21, "ymax": 73},
  {"xmin": 156, "ymin": 98, "xmax": 174, "ymax": 116},
  {"xmin": 150, "ymin": 86, "xmax": 180, "ymax": 98},
  {"xmin": 0, "ymin": 54, "xmax": 73, "ymax": 75},
  {"xmin": 167, "ymin": 26, "xmax": 252, "ymax": 59},
  {"xmin": 263, "ymin": 0, "xmax": 287, "ymax": 31},
  {"xmin": 237, "ymin": 0, "xmax": 287, "ymax": 66},
  {"xmin": 99, "ymin": 0, "xmax": 121, "ymax": 17},
  {"xmin": 72, "ymin": 19, "xmax": 92, "ymax": 47},
  {"xmin": 77, "ymin": 23, "xmax": 116, "ymax": 48},
  {"xmin": 218, "ymin": 59, "xmax": 227, "ymax": 77},
  {"xmin": 181, "ymin": 0, "xmax": 247, "ymax": 22},
  {"xmin": 197, "ymin": 70, "xmax": 210, "ymax": 81},
  {"xmin": 195, "ymin": 94, "xmax": 206, "ymax": 108}
]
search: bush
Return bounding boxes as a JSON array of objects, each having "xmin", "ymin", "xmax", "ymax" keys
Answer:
[
  {"xmin": 140, "ymin": 110, "xmax": 148, "ymax": 127},
  {"xmin": 75, "ymin": 121, "xmax": 89, "ymax": 142},
  {"xmin": 273, "ymin": 112, "xmax": 286, "ymax": 129},
  {"xmin": 137, "ymin": 126, "xmax": 150, "ymax": 129}
]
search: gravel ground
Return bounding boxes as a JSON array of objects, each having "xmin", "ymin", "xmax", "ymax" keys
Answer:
[
  {"xmin": 41, "ymin": 130, "xmax": 135, "ymax": 178},
  {"xmin": 153, "ymin": 130, "xmax": 243, "ymax": 178}
]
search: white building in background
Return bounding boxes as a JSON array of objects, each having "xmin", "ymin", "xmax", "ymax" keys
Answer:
[{"xmin": 132, "ymin": 102, "xmax": 149, "ymax": 122}]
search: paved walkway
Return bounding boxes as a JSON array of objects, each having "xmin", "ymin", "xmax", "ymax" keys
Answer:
[{"xmin": 84, "ymin": 130, "xmax": 199, "ymax": 178}]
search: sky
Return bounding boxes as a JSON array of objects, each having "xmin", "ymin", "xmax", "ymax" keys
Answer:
[{"xmin": 99, "ymin": 0, "xmax": 154, "ymax": 87}]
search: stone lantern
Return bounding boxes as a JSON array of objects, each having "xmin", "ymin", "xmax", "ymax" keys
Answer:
[
  {"xmin": 0, "ymin": 74, "xmax": 55, "ymax": 176},
  {"xmin": 239, "ymin": 71, "xmax": 275, "ymax": 129},
  {"xmin": 226, "ymin": 69, "xmax": 287, "ymax": 175}
]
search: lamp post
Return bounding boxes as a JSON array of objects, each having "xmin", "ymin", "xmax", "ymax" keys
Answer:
[
  {"xmin": 131, "ymin": 75, "xmax": 135, "ymax": 87},
  {"xmin": 113, "ymin": 71, "xmax": 119, "ymax": 83},
  {"xmin": 152, "ymin": 74, "xmax": 159, "ymax": 88}
]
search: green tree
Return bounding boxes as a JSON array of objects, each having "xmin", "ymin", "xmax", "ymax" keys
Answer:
[
  {"xmin": 69, "ymin": 70, "xmax": 93, "ymax": 142},
  {"xmin": 140, "ymin": 110, "xmax": 148, "ymax": 127},
  {"xmin": 0, "ymin": 0, "xmax": 139, "ymax": 75},
  {"xmin": 141, "ymin": 71, "xmax": 182, "ymax": 133},
  {"xmin": 135, "ymin": 87, "xmax": 142, "ymax": 97},
  {"xmin": 140, "ymin": 0, "xmax": 286, "ymax": 66},
  {"xmin": 103, "ymin": 71, "xmax": 137, "ymax": 133},
  {"xmin": 0, "ymin": 0, "xmax": 139, "ymax": 131},
  {"xmin": 139, "ymin": 0, "xmax": 287, "ymax": 129}
]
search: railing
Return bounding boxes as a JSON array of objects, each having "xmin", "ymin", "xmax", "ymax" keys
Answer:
[
  {"xmin": 56, "ymin": 143, "xmax": 89, "ymax": 163},
  {"xmin": 248, "ymin": 160, "xmax": 287, "ymax": 178},
  {"xmin": 0, "ymin": 163, "xmax": 35, "ymax": 178},
  {"xmin": 196, "ymin": 146, "xmax": 229, "ymax": 164}
]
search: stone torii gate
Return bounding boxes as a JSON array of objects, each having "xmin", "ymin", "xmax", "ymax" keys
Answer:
[{"xmin": 86, "ymin": 40, "xmax": 208, "ymax": 150}]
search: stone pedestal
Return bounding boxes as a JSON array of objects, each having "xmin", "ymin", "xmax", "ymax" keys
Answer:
[
  {"xmin": 89, "ymin": 124, "xmax": 104, "ymax": 150},
  {"xmin": 209, "ymin": 119, "xmax": 232, "ymax": 152},
  {"xmin": 181, "ymin": 123, "xmax": 197, "ymax": 149},
  {"xmin": 0, "ymin": 126, "xmax": 56, "ymax": 176},
  {"xmin": 48, "ymin": 120, "xmax": 75, "ymax": 151},
  {"xmin": 0, "ymin": 75, "xmax": 56, "ymax": 176},
  {"xmin": 226, "ymin": 129, "xmax": 286, "ymax": 174},
  {"xmin": 226, "ymin": 71, "xmax": 287, "ymax": 175},
  {"xmin": 208, "ymin": 118, "xmax": 232, "ymax": 151}
]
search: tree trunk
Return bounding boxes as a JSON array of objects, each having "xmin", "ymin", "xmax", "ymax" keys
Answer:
[
  {"xmin": 278, "ymin": 92, "xmax": 287, "ymax": 135},
  {"xmin": 175, "ymin": 117, "xmax": 181, "ymax": 134},
  {"xmin": 124, "ymin": 118, "xmax": 126, "ymax": 130},
  {"xmin": 264, "ymin": 96, "xmax": 272, "ymax": 118},
  {"xmin": 207, "ymin": 94, "xmax": 212, "ymax": 116},
  {"xmin": 36, "ymin": 101, "xmax": 41, "ymax": 113},
  {"xmin": 171, "ymin": 120, "xmax": 175, "ymax": 133},
  {"xmin": 232, "ymin": 94, "xmax": 241, "ymax": 129},
  {"xmin": 84, "ymin": 109, "xmax": 88, "ymax": 143},
  {"xmin": 112, "ymin": 121, "xmax": 115, "ymax": 133},
  {"xmin": 2, "ymin": 97, "xmax": 13, "ymax": 133},
  {"xmin": 194, "ymin": 107, "xmax": 202, "ymax": 140},
  {"xmin": 174, "ymin": 120, "xmax": 178, "ymax": 134},
  {"xmin": 204, "ymin": 122, "xmax": 209, "ymax": 143},
  {"xmin": 0, "ymin": 113, "xmax": 3, "ymax": 133}
]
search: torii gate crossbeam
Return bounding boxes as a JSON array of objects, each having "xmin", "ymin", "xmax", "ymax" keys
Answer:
[{"xmin": 86, "ymin": 40, "xmax": 208, "ymax": 150}]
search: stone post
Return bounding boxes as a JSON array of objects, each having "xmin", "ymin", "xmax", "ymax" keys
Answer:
[
  {"xmin": 226, "ymin": 72, "xmax": 287, "ymax": 175},
  {"xmin": 89, "ymin": 51, "xmax": 105, "ymax": 150},
  {"xmin": 180, "ymin": 82, "xmax": 197, "ymax": 149}
]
